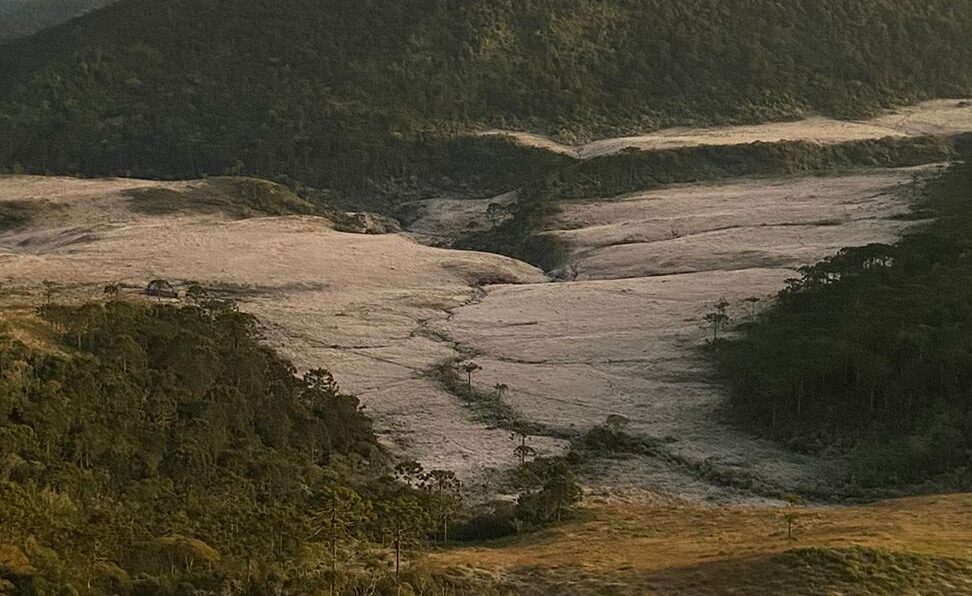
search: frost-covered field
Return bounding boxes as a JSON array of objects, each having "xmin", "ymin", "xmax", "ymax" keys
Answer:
[{"xmin": 0, "ymin": 160, "xmax": 939, "ymax": 501}]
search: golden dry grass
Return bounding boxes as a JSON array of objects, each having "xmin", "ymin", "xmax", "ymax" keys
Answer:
[
  {"xmin": 0, "ymin": 304, "xmax": 62, "ymax": 355},
  {"xmin": 429, "ymin": 494, "xmax": 972, "ymax": 595}
]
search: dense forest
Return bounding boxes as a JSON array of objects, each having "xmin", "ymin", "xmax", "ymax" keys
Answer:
[
  {"xmin": 715, "ymin": 161, "xmax": 972, "ymax": 493},
  {"xmin": 1, "ymin": 0, "xmax": 971, "ymax": 192},
  {"xmin": 0, "ymin": 296, "xmax": 581, "ymax": 594}
]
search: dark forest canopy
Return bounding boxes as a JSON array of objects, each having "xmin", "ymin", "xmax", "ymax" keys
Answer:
[
  {"xmin": 0, "ymin": 300, "xmax": 378, "ymax": 588},
  {"xmin": 0, "ymin": 298, "xmax": 582, "ymax": 594},
  {"xmin": 1, "ymin": 0, "xmax": 971, "ymax": 189},
  {"xmin": 715, "ymin": 161, "xmax": 972, "ymax": 494}
]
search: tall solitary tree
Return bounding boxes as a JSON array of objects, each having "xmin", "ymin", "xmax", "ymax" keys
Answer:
[
  {"xmin": 377, "ymin": 495, "xmax": 428, "ymax": 584},
  {"xmin": 310, "ymin": 486, "xmax": 368, "ymax": 596},
  {"xmin": 510, "ymin": 431, "xmax": 536, "ymax": 466},
  {"xmin": 461, "ymin": 361, "xmax": 482, "ymax": 390},
  {"xmin": 703, "ymin": 299, "xmax": 731, "ymax": 340},
  {"xmin": 421, "ymin": 469, "xmax": 462, "ymax": 544},
  {"xmin": 744, "ymin": 296, "xmax": 761, "ymax": 320},
  {"xmin": 782, "ymin": 493, "xmax": 803, "ymax": 540}
]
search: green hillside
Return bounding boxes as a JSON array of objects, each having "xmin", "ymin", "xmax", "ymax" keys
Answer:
[
  {"xmin": 1, "ymin": 0, "xmax": 971, "ymax": 192},
  {"xmin": 0, "ymin": 298, "xmax": 461, "ymax": 594}
]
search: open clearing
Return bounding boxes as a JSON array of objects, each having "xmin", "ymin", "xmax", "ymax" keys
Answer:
[
  {"xmin": 0, "ymin": 163, "xmax": 933, "ymax": 500},
  {"xmin": 429, "ymin": 493, "xmax": 972, "ymax": 595},
  {"xmin": 430, "ymin": 167, "xmax": 930, "ymax": 499},
  {"xmin": 482, "ymin": 99, "xmax": 972, "ymax": 159},
  {"xmin": 0, "ymin": 176, "xmax": 562, "ymax": 479}
]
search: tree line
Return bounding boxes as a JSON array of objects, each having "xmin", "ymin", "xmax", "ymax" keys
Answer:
[
  {"xmin": 1, "ymin": 0, "xmax": 971, "ymax": 196},
  {"xmin": 715, "ymin": 161, "xmax": 972, "ymax": 492}
]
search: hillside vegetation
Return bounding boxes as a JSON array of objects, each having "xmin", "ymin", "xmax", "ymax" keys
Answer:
[
  {"xmin": 0, "ymin": 298, "xmax": 472, "ymax": 594},
  {"xmin": 0, "ymin": 293, "xmax": 592, "ymax": 594},
  {"xmin": 429, "ymin": 495, "xmax": 972, "ymax": 595},
  {"xmin": 1, "ymin": 0, "xmax": 971, "ymax": 191},
  {"xmin": 715, "ymin": 160, "xmax": 972, "ymax": 493}
]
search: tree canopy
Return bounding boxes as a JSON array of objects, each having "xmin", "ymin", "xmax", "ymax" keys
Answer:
[
  {"xmin": 1, "ymin": 0, "xmax": 970, "ymax": 191},
  {"xmin": 715, "ymin": 161, "xmax": 972, "ymax": 492}
]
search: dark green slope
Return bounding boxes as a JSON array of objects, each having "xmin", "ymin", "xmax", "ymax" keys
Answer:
[
  {"xmin": 1, "ymin": 0, "xmax": 971, "ymax": 190},
  {"xmin": 715, "ymin": 160, "xmax": 972, "ymax": 494}
]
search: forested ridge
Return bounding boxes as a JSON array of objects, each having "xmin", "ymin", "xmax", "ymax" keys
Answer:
[
  {"xmin": 716, "ymin": 161, "xmax": 972, "ymax": 493},
  {"xmin": 0, "ymin": 296, "xmax": 584, "ymax": 594},
  {"xmin": 1, "ymin": 0, "xmax": 971, "ymax": 192},
  {"xmin": 0, "ymin": 298, "xmax": 386, "ymax": 592}
]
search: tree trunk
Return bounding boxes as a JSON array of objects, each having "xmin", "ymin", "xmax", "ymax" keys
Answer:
[
  {"xmin": 394, "ymin": 530, "xmax": 401, "ymax": 579},
  {"xmin": 330, "ymin": 511, "xmax": 337, "ymax": 596}
]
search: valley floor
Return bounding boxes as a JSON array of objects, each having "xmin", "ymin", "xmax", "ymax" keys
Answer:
[
  {"xmin": 411, "ymin": 167, "xmax": 933, "ymax": 499},
  {"xmin": 0, "ymin": 163, "xmax": 935, "ymax": 502}
]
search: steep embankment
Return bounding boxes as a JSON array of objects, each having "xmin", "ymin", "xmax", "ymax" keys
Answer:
[{"xmin": 1, "ymin": 0, "xmax": 972, "ymax": 191}]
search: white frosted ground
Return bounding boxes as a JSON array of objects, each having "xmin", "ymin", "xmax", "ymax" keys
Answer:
[
  {"xmin": 432, "ymin": 167, "xmax": 931, "ymax": 499},
  {"xmin": 550, "ymin": 170, "xmax": 923, "ymax": 280},
  {"xmin": 0, "ymin": 176, "xmax": 562, "ymax": 481},
  {"xmin": 0, "ymin": 166, "xmax": 933, "ymax": 500},
  {"xmin": 483, "ymin": 99, "xmax": 972, "ymax": 159}
]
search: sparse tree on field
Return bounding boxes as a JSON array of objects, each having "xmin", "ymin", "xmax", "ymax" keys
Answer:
[
  {"xmin": 486, "ymin": 202, "xmax": 504, "ymax": 228},
  {"xmin": 104, "ymin": 283, "xmax": 120, "ymax": 300},
  {"xmin": 510, "ymin": 431, "xmax": 536, "ymax": 466},
  {"xmin": 745, "ymin": 296, "xmax": 761, "ymax": 320},
  {"xmin": 514, "ymin": 461, "xmax": 583, "ymax": 525},
  {"xmin": 479, "ymin": 466, "xmax": 499, "ymax": 494},
  {"xmin": 310, "ymin": 486, "xmax": 368, "ymax": 596},
  {"xmin": 782, "ymin": 493, "xmax": 803, "ymax": 540},
  {"xmin": 494, "ymin": 383, "xmax": 509, "ymax": 399},
  {"xmin": 42, "ymin": 280, "xmax": 59, "ymax": 305},
  {"xmin": 542, "ymin": 467, "xmax": 583, "ymax": 523},
  {"xmin": 185, "ymin": 283, "xmax": 210, "ymax": 305},
  {"xmin": 460, "ymin": 361, "xmax": 481, "ymax": 390},
  {"xmin": 703, "ymin": 298, "xmax": 731, "ymax": 340},
  {"xmin": 377, "ymin": 495, "xmax": 428, "ymax": 584}
]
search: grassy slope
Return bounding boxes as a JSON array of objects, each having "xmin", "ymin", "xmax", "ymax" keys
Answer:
[
  {"xmin": 430, "ymin": 494, "xmax": 972, "ymax": 595},
  {"xmin": 1, "ymin": 0, "xmax": 971, "ymax": 190}
]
